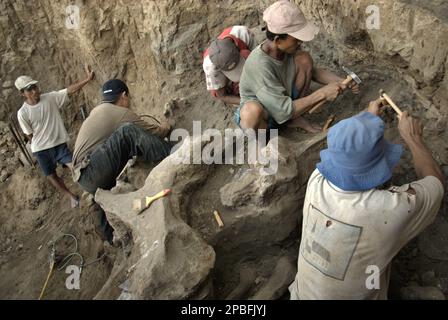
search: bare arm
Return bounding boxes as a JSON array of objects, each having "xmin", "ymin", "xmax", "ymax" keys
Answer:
[
  {"xmin": 313, "ymin": 68, "xmax": 360, "ymax": 94},
  {"xmin": 67, "ymin": 65, "xmax": 95, "ymax": 95},
  {"xmin": 398, "ymin": 111, "xmax": 445, "ymax": 189},
  {"xmin": 213, "ymin": 88, "xmax": 240, "ymax": 106},
  {"xmin": 291, "ymin": 82, "xmax": 344, "ymax": 119},
  {"xmin": 312, "ymin": 68, "xmax": 343, "ymax": 85},
  {"xmin": 291, "ymin": 90, "xmax": 326, "ymax": 119}
]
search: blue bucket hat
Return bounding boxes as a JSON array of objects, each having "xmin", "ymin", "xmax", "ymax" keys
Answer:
[{"xmin": 317, "ymin": 112, "xmax": 403, "ymax": 192}]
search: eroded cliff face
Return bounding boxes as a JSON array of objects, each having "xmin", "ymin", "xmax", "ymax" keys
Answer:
[
  {"xmin": 0, "ymin": 1, "xmax": 447, "ymax": 300},
  {"xmin": 0, "ymin": 0, "xmax": 264, "ymax": 130},
  {"xmin": 301, "ymin": 0, "xmax": 448, "ymax": 114},
  {"xmin": 2, "ymin": 0, "xmax": 447, "ymax": 127}
]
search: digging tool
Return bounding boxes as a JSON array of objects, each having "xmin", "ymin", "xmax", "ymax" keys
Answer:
[
  {"xmin": 38, "ymin": 233, "xmax": 105, "ymax": 300},
  {"xmin": 379, "ymin": 89, "xmax": 403, "ymax": 116},
  {"xmin": 80, "ymin": 104, "xmax": 89, "ymax": 121},
  {"xmin": 38, "ymin": 248, "xmax": 55, "ymax": 300},
  {"xmin": 323, "ymin": 115, "xmax": 336, "ymax": 133},
  {"xmin": 116, "ymin": 156, "xmax": 137, "ymax": 182},
  {"xmin": 309, "ymin": 66, "xmax": 362, "ymax": 114},
  {"xmin": 214, "ymin": 210, "xmax": 224, "ymax": 228},
  {"xmin": 8, "ymin": 114, "xmax": 35, "ymax": 167},
  {"xmin": 136, "ymin": 189, "xmax": 172, "ymax": 215}
]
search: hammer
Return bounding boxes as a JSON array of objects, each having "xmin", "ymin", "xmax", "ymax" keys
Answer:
[
  {"xmin": 134, "ymin": 189, "xmax": 172, "ymax": 215},
  {"xmin": 379, "ymin": 89, "xmax": 403, "ymax": 116},
  {"xmin": 309, "ymin": 66, "xmax": 362, "ymax": 114}
]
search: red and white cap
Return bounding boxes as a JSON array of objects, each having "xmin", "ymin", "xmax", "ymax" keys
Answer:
[
  {"xmin": 263, "ymin": 0, "xmax": 319, "ymax": 42},
  {"xmin": 209, "ymin": 38, "xmax": 246, "ymax": 83}
]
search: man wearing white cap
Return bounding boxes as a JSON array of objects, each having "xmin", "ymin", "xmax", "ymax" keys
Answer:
[
  {"xmin": 237, "ymin": 0, "xmax": 359, "ymax": 133},
  {"xmin": 15, "ymin": 65, "xmax": 94, "ymax": 208},
  {"xmin": 203, "ymin": 26, "xmax": 257, "ymax": 106}
]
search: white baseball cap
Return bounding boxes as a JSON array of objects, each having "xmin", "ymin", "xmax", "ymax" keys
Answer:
[
  {"xmin": 263, "ymin": 0, "xmax": 319, "ymax": 42},
  {"xmin": 15, "ymin": 76, "xmax": 38, "ymax": 91}
]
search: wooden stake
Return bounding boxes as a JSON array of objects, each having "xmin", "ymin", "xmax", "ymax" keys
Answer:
[
  {"xmin": 323, "ymin": 115, "xmax": 336, "ymax": 133},
  {"xmin": 214, "ymin": 210, "xmax": 224, "ymax": 228}
]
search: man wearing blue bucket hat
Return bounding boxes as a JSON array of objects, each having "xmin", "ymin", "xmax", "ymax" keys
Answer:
[{"xmin": 289, "ymin": 99, "xmax": 445, "ymax": 300}]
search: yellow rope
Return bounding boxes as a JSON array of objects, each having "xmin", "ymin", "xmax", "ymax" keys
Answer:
[{"xmin": 38, "ymin": 260, "xmax": 55, "ymax": 300}]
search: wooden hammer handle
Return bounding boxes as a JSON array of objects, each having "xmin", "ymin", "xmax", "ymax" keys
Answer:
[
  {"xmin": 342, "ymin": 75, "xmax": 353, "ymax": 86},
  {"xmin": 381, "ymin": 93, "xmax": 403, "ymax": 116},
  {"xmin": 309, "ymin": 100, "xmax": 326, "ymax": 114}
]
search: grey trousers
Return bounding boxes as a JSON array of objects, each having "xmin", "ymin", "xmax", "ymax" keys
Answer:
[{"xmin": 78, "ymin": 123, "xmax": 172, "ymax": 194}]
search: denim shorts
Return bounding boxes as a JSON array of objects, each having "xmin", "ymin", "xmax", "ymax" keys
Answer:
[
  {"xmin": 235, "ymin": 84, "xmax": 300, "ymax": 129},
  {"xmin": 33, "ymin": 143, "xmax": 73, "ymax": 176}
]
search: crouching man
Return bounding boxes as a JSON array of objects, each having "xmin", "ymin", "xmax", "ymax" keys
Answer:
[
  {"xmin": 289, "ymin": 99, "xmax": 445, "ymax": 299},
  {"xmin": 72, "ymin": 79, "xmax": 173, "ymax": 242}
]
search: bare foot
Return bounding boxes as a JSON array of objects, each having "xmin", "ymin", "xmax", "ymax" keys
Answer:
[
  {"xmin": 71, "ymin": 196, "xmax": 80, "ymax": 209},
  {"xmin": 287, "ymin": 117, "xmax": 322, "ymax": 133}
]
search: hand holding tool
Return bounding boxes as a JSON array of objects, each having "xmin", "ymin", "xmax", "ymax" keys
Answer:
[
  {"xmin": 379, "ymin": 89, "xmax": 403, "ymax": 116},
  {"xmin": 309, "ymin": 66, "xmax": 362, "ymax": 114}
]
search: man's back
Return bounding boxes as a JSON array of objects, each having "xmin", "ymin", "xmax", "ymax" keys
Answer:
[
  {"xmin": 72, "ymin": 103, "xmax": 129, "ymax": 167},
  {"xmin": 290, "ymin": 169, "xmax": 444, "ymax": 300}
]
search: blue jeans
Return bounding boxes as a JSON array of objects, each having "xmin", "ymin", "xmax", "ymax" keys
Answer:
[
  {"xmin": 78, "ymin": 123, "xmax": 172, "ymax": 194},
  {"xmin": 235, "ymin": 84, "xmax": 300, "ymax": 129}
]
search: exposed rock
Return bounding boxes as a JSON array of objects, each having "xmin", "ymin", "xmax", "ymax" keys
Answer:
[
  {"xmin": 94, "ymin": 131, "xmax": 325, "ymax": 299},
  {"xmin": 0, "ymin": 171, "xmax": 10, "ymax": 183},
  {"xmin": 225, "ymin": 267, "xmax": 257, "ymax": 300},
  {"xmin": 2, "ymin": 81, "xmax": 13, "ymax": 88},
  {"xmin": 418, "ymin": 216, "xmax": 448, "ymax": 261},
  {"xmin": 95, "ymin": 136, "xmax": 216, "ymax": 300},
  {"xmin": 221, "ymin": 136, "xmax": 323, "ymax": 210},
  {"xmin": 250, "ymin": 256, "xmax": 296, "ymax": 300},
  {"xmin": 400, "ymin": 286, "xmax": 446, "ymax": 300},
  {"xmin": 443, "ymin": 166, "xmax": 448, "ymax": 178},
  {"xmin": 440, "ymin": 278, "xmax": 448, "ymax": 295},
  {"xmin": 421, "ymin": 271, "xmax": 442, "ymax": 288}
]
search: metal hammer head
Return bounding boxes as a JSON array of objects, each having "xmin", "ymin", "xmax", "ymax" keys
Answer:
[{"xmin": 342, "ymin": 66, "xmax": 362, "ymax": 84}]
